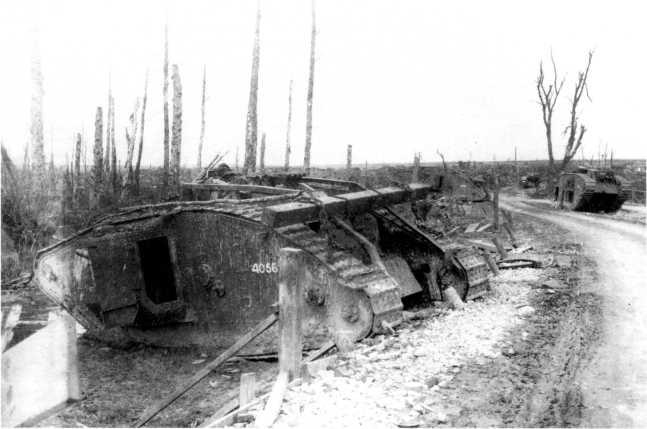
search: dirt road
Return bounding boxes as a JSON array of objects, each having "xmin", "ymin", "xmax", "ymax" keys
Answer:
[{"xmin": 502, "ymin": 196, "xmax": 647, "ymax": 427}]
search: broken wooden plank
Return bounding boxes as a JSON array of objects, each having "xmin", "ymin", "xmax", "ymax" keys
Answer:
[
  {"xmin": 254, "ymin": 372, "xmax": 289, "ymax": 428},
  {"xmin": 464, "ymin": 222, "xmax": 480, "ymax": 233},
  {"xmin": 200, "ymin": 340, "xmax": 335, "ymax": 428},
  {"xmin": 262, "ymin": 184, "xmax": 432, "ymax": 227},
  {"xmin": 497, "ymin": 258, "xmax": 543, "ymax": 269},
  {"xmin": 476, "ymin": 222, "xmax": 493, "ymax": 232},
  {"xmin": 134, "ymin": 312, "xmax": 279, "ymax": 427},
  {"xmin": 305, "ymin": 340, "xmax": 335, "ymax": 362},
  {"xmin": 1, "ymin": 313, "xmax": 79, "ymax": 427},
  {"xmin": 511, "ymin": 245, "xmax": 533, "ymax": 254},
  {"xmin": 465, "ymin": 239, "xmax": 498, "ymax": 253},
  {"xmin": 239, "ymin": 373, "xmax": 256, "ymax": 408}
]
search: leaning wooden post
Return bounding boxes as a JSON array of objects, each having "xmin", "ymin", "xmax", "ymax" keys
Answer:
[{"xmin": 255, "ymin": 248, "xmax": 304, "ymax": 428}]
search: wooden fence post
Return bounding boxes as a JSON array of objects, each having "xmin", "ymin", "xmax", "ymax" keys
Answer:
[
  {"xmin": 278, "ymin": 247, "xmax": 304, "ymax": 381},
  {"xmin": 255, "ymin": 248, "xmax": 304, "ymax": 428}
]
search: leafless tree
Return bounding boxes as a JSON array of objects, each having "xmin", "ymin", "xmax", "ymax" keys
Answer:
[
  {"xmin": 303, "ymin": 0, "xmax": 316, "ymax": 175},
  {"xmin": 259, "ymin": 132, "xmax": 266, "ymax": 173},
  {"xmin": 109, "ymin": 94, "xmax": 117, "ymax": 196},
  {"xmin": 412, "ymin": 152, "xmax": 420, "ymax": 182},
  {"xmin": 284, "ymin": 80, "xmax": 293, "ymax": 171},
  {"xmin": 30, "ymin": 50, "xmax": 46, "ymax": 205},
  {"xmin": 537, "ymin": 51, "xmax": 593, "ymax": 176},
  {"xmin": 170, "ymin": 64, "xmax": 183, "ymax": 198},
  {"xmin": 91, "ymin": 107, "xmax": 104, "ymax": 207},
  {"xmin": 346, "ymin": 144, "xmax": 352, "ymax": 172},
  {"xmin": 436, "ymin": 149, "xmax": 447, "ymax": 172},
  {"xmin": 243, "ymin": 4, "xmax": 261, "ymax": 175},
  {"xmin": 197, "ymin": 65, "xmax": 206, "ymax": 170},
  {"xmin": 123, "ymin": 99, "xmax": 140, "ymax": 197},
  {"xmin": 73, "ymin": 133, "xmax": 82, "ymax": 206},
  {"xmin": 162, "ymin": 23, "xmax": 170, "ymax": 197},
  {"xmin": 104, "ymin": 78, "xmax": 112, "ymax": 176},
  {"xmin": 135, "ymin": 73, "xmax": 148, "ymax": 194}
]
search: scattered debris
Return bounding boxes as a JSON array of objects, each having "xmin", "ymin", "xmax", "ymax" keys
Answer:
[{"xmin": 497, "ymin": 258, "xmax": 542, "ymax": 269}]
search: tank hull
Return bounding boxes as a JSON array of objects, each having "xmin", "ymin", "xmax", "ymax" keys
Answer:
[
  {"xmin": 35, "ymin": 181, "xmax": 490, "ymax": 352},
  {"xmin": 555, "ymin": 171, "xmax": 631, "ymax": 213},
  {"xmin": 35, "ymin": 207, "xmax": 373, "ymax": 352}
]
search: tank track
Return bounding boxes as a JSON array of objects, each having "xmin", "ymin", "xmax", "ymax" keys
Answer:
[
  {"xmin": 436, "ymin": 239, "xmax": 490, "ymax": 300},
  {"xmin": 372, "ymin": 207, "xmax": 490, "ymax": 300},
  {"xmin": 276, "ymin": 224, "xmax": 403, "ymax": 333}
]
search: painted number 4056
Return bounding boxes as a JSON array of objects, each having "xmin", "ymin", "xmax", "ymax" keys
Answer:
[{"xmin": 251, "ymin": 262, "xmax": 278, "ymax": 274}]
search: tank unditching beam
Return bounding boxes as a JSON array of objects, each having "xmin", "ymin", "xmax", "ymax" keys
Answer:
[{"xmin": 262, "ymin": 183, "xmax": 432, "ymax": 228}]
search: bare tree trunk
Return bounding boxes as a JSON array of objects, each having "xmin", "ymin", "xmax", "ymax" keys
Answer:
[
  {"xmin": 346, "ymin": 144, "xmax": 352, "ymax": 172},
  {"xmin": 91, "ymin": 107, "xmax": 104, "ymax": 208},
  {"xmin": 30, "ymin": 51, "xmax": 46, "ymax": 207},
  {"xmin": 110, "ymin": 94, "xmax": 118, "ymax": 197},
  {"xmin": 170, "ymin": 64, "xmax": 182, "ymax": 198},
  {"xmin": 303, "ymin": 1, "xmax": 316, "ymax": 175},
  {"xmin": 104, "ymin": 79, "xmax": 112, "ymax": 176},
  {"xmin": 197, "ymin": 65, "xmax": 206, "ymax": 170},
  {"xmin": 259, "ymin": 132, "xmax": 266, "ymax": 173},
  {"xmin": 436, "ymin": 149, "xmax": 447, "ymax": 172},
  {"xmin": 243, "ymin": 4, "xmax": 261, "ymax": 176},
  {"xmin": 73, "ymin": 133, "xmax": 81, "ymax": 207},
  {"xmin": 135, "ymin": 73, "xmax": 148, "ymax": 195},
  {"xmin": 284, "ymin": 80, "xmax": 293, "ymax": 172},
  {"xmin": 123, "ymin": 100, "xmax": 139, "ymax": 198},
  {"xmin": 62, "ymin": 162, "xmax": 73, "ymax": 224},
  {"xmin": 412, "ymin": 152, "xmax": 420, "ymax": 182},
  {"xmin": 235, "ymin": 146, "xmax": 239, "ymax": 172},
  {"xmin": 48, "ymin": 150, "xmax": 56, "ymax": 196},
  {"xmin": 162, "ymin": 24, "xmax": 170, "ymax": 198}
]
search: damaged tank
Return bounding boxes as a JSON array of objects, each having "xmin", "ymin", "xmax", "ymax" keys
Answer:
[
  {"xmin": 554, "ymin": 166, "xmax": 631, "ymax": 213},
  {"xmin": 34, "ymin": 176, "xmax": 489, "ymax": 352}
]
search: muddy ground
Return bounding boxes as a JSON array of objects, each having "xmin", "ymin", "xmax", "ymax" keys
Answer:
[{"xmin": 2, "ymin": 190, "xmax": 644, "ymax": 427}]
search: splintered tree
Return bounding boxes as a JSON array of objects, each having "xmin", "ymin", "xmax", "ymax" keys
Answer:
[
  {"xmin": 135, "ymin": 73, "xmax": 148, "ymax": 194},
  {"xmin": 123, "ymin": 99, "xmax": 140, "ymax": 197},
  {"xmin": 162, "ymin": 24, "xmax": 170, "ymax": 197},
  {"xmin": 412, "ymin": 152, "xmax": 421, "ymax": 182},
  {"xmin": 104, "ymin": 78, "xmax": 112, "ymax": 176},
  {"xmin": 243, "ymin": 4, "xmax": 261, "ymax": 176},
  {"xmin": 73, "ymin": 133, "xmax": 82, "ymax": 206},
  {"xmin": 30, "ymin": 50, "xmax": 46, "ymax": 205},
  {"xmin": 284, "ymin": 80, "xmax": 293, "ymax": 171},
  {"xmin": 197, "ymin": 65, "xmax": 206, "ymax": 169},
  {"xmin": 259, "ymin": 132, "xmax": 266, "ymax": 173},
  {"xmin": 346, "ymin": 144, "xmax": 352, "ymax": 172},
  {"xmin": 303, "ymin": 1, "xmax": 316, "ymax": 175},
  {"xmin": 169, "ymin": 64, "xmax": 182, "ymax": 198},
  {"xmin": 537, "ymin": 51, "xmax": 593, "ymax": 179},
  {"xmin": 91, "ymin": 107, "xmax": 104, "ymax": 208},
  {"xmin": 109, "ymin": 93, "xmax": 117, "ymax": 196}
]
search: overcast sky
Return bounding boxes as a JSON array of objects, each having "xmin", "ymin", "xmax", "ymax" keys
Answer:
[{"xmin": 1, "ymin": 0, "xmax": 645, "ymax": 168}]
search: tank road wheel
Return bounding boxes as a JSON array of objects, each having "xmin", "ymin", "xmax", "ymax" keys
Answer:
[{"xmin": 326, "ymin": 284, "xmax": 373, "ymax": 351}]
